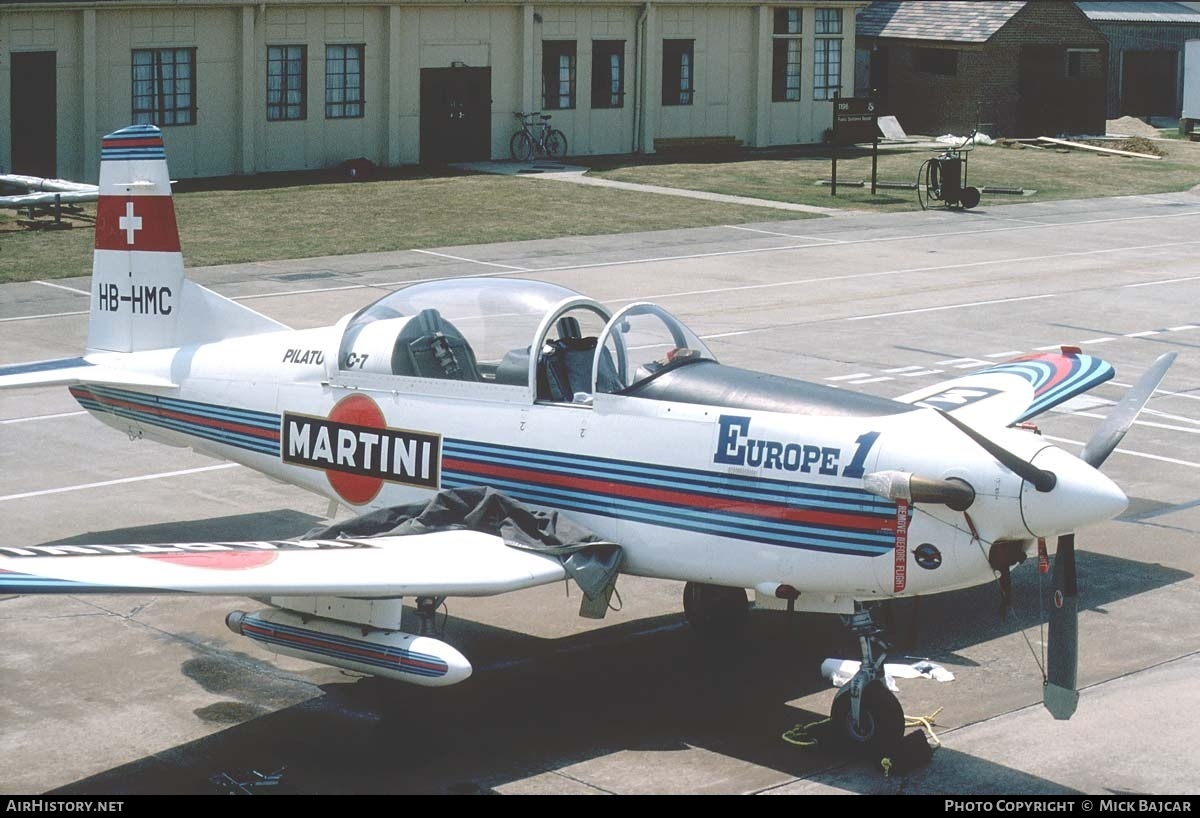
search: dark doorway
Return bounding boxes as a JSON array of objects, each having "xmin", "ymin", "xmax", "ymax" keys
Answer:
[
  {"xmin": 419, "ymin": 67, "xmax": 492, "ymax": 163},
  {"xmin": 870, "ymin": 45, "xmax": 889, "ymax": 113},
  {"xmin": 1121, "ymin": 50, "xmax": 1177, "ymax": 117},
  {"xmin": 1018, "ymin": 46, "xmax": 1060, "ymax": 136},
  {"xmin": 1019, "ymin": 45, "xmax": 1104, "ymax": 136},
  {"xmin": 10, "ymin": 51, "xmax": 57, "ymax": 177}
]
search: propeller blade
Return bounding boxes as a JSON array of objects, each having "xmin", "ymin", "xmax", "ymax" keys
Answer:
[
  {"xmin": 1080, "ymin": 352, "xmax": 1176, "ymax": 469},
  {"xmin": 1044, "ymin": 532, "xmax": 1079, "ymax": 719},
  {"xmin": 936, "ymin": 409, "xmax": 1057, "ymax": 492}
]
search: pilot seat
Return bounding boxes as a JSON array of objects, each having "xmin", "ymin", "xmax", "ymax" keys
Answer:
[
  {"xmin": 391, "ymin": 308, "xmax": 480, "ymax": 381},
  {"xmin": 537, "ymin": 317, "xmax": 621, "ymax": 401}
]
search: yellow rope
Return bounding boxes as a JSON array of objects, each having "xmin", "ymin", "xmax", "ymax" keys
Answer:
[
  {"xmin": 781, "ymin": 706, "xmax": 944, "ymax": 758},
  {"xmin": 905, "ymin": 706, "xmax": 944, "ymax": 748},
  {"xmin": 780, "ymin": 717, "xmax": 830, "ymax": 747}
]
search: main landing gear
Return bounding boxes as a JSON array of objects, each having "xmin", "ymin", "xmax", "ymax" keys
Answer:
[{"xmin": 831, "ymin": 605, "xmax": 904, "ymax": 757}]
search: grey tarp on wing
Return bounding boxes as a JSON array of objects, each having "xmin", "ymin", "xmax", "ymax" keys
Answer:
[{"xmin": 303, "ymin": 486, "xmax": 623, "ymax": 605}]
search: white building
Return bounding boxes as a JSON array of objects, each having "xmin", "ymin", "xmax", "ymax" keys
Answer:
[{"xmin": 1, "ymin": 0, "xmax": 864, "ymax": 180}]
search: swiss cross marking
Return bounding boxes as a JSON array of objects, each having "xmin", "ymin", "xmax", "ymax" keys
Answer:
[{"xmin": 118, "ymin": 201, "xmax": 143, "ymax": 245}]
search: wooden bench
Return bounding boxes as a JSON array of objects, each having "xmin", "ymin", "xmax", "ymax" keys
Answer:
[{"xmin": 653, "ymin": 136, "xmax": 741, "ymax": 156}]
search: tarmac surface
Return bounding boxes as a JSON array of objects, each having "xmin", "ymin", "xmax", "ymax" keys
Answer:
[{"xmin": 2, "ymin": 191, "xmax": 1199, "ymax": 794}]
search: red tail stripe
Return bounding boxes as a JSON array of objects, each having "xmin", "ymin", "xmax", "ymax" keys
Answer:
[{"xmin": 101, "ymin": 137, "xmax": 164, "ymax": 148}]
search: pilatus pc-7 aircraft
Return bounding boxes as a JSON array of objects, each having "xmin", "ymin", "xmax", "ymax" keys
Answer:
[{"xmin": 0, "ymin": 126, "xmax": 1175, "ymax": 755}]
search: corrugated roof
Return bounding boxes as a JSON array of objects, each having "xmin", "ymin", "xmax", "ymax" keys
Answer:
[
  {"xmin": 1076, "ymin": 1, "xmax": 1200, "ymax": 23},
  {"xmin": 857, "ymin": 1, "xmax": 1027, "ymax": 43}
]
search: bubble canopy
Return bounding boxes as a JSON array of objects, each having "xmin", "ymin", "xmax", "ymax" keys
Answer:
[{"xmin": 335, "ymin": 278, "xmax": 715, "ymax": 399}]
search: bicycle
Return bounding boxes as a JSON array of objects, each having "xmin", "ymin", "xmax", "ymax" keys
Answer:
[{"xmin": 510, "ymin": 112, "xmax": 568, "ymax": 161}]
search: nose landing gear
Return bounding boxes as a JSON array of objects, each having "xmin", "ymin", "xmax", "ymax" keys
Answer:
[
  {"xmin": 831, "ymin": 605, "xmax": 905, "ymax": 757},
  {"xmin": 682, "ymin": 585, "xmax": 907, "ymax": 757}
]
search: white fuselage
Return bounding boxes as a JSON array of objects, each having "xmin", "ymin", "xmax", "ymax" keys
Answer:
[{"xmin": 70, "ymin": 324, "xmax": 1061, "ymax": 611}]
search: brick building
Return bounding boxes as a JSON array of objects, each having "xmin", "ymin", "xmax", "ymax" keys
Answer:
[{"xmin": 855, "ymin": 0, "xmax": 1108, "ymax": 137}]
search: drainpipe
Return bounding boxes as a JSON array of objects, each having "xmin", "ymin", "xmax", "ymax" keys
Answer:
[{"xmin": 632, "ymin": 3, "xmax": 649, "ymax": 153}]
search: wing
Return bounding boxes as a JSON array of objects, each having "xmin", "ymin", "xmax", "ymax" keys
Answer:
[
  {"xmin": 0, "ymin": 530, "xmax": 566, "ymax": 598},
  {"xmin": 896, "ymin": 350, "xmax": 1115, "ymax": 427},
  {"xmin": 0, "ymin": 190, "xmax": 98, "ymax": 208}
]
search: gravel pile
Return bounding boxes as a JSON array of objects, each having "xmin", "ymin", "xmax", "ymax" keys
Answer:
[{"xmin": 1106, "ymin": 116, "xmax": 1162, "ymax": 138}]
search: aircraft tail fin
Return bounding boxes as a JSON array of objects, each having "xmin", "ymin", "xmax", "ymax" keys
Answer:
[{"xmin": 86, "ymin": 125, "xmax": 287, "ymax": 354}]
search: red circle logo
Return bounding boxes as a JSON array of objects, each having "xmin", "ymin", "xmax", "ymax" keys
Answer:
[
  {"xmin": 1053, "ymin": 590, "xmax": 1064, "ymax": 609},
  {"xmin": 143, "ymin": 551, "xmax": 278, "ymax": 570},
  {"xmin": 326, "ymin": 394, "xmax": 387, "ymax": 505}
]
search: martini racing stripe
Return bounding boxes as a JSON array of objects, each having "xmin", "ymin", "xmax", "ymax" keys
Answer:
[
  {"xmin": 70, "ymin": 385, "xmax": 281, "ymax": 456},
  {"xmin": 75, "ymin": 385, "xmax": 279, "ymax": 432},
  {"xmin": 986, "ymin": 353, "xmax": 1115, "ymax": 422},
  {"xmin": 239, "ymin": 614, "xmax": 448, "ymax": 678},
  {"xmin": 444, "ymin": 439, "xmax": 891, "ymax": 514},
  {"xmin": 442, "ymin": 440, "xmax": 896, "ymax": 557},
  {"xmin": 100, "ymin": 147, "xmax": 167, "ymax": 160},
  {"xmin": 451, "ymin": 456, "xmax": 889, "ymax": 532},
  {"xmin": 101, "ymin": 125, "xmax": 166, "ymax": 160},
  {"xmin": 441, "ymin": 473, "xmax": 892, "ymax": 556},
  {"xmin": 58, "ymin": 387, "xmax": 893, "ymax": 555}
]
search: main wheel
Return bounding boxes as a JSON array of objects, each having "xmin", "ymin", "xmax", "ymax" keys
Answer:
[
  {"xmin": 960, "ymin": 185, "xmax": 981, "ymax": 209},
  {"xmin": 830, "ymin": 680, "xmax": 904, "ymax": 758},
  {"xmin": 545, "ymin": 129, "xmax": 568, "ymax": 160},
  {"xmin": 683, "ymin": 582, "xmax": 748, "ymax": 639},
  {"xmin": 510, "ymin": 131, "xmax": 534, "ymax": 162}
]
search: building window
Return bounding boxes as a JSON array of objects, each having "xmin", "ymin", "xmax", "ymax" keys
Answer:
[
  {"xmin": 813, "ymin": 9, "xmax": 842, "ymax": 100},
  {"xmin": 774, "ymin": 8, "xmax": 801, "ymax": 35},
  {"xmin": 1066, "ymin": 50, "xmax": 1082, "ymax": 78},
  {"xmin": 815, "ymin": 8, "xmax": 842, "ymax": 35},
  {"xmin": 131, "ymin": 48, "xmax": 196, "ymax": 126},
  {"xmin": 591, "ymin": 40, "xmax": 624, "ymax": 109},
  {"xmin": 916, "ymin": 48, "xmax": 958, "ymax": 76},
  {"xmin": 325, "ymin": 44, "xmax": 364, "ymax": 119},
  {"xmin": 1065, "ymin": 48, "xmax": 1097, "ymax": 78},
  {"xmin": 662, "ymin": 39, "xmax": 695, "ymax": 106},
  {"xmin": 267, "ymin": 45, "xmax": 306, "ymax": 121},
  {"xmin": 772, "ymin": 8, "xmax": 803, "ymax": 102},
  {"xmin": 543, "ymin": 41, "xmax": 577, "ymax": 110}
]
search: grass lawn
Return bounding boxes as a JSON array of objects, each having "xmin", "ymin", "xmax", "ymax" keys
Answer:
[
  {"xmin": 586, "ymin": 138, "xmax": 1200, "ymax": 212},
  {"xmin": 4, "ymin": 137, "xmax": 1198, "ymax": 284},
  {"xmin": 0, "ymin": 170, "xmax": 807, "ymax": 283}
]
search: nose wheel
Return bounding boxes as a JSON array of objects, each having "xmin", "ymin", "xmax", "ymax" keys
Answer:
[
  {"xmin": 831, "ymin": 679, "xmax": 904, "ymax": 755},
  {"xmin": 832, "ymin": 605, "xmax": 904, "ymax": 756}
]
